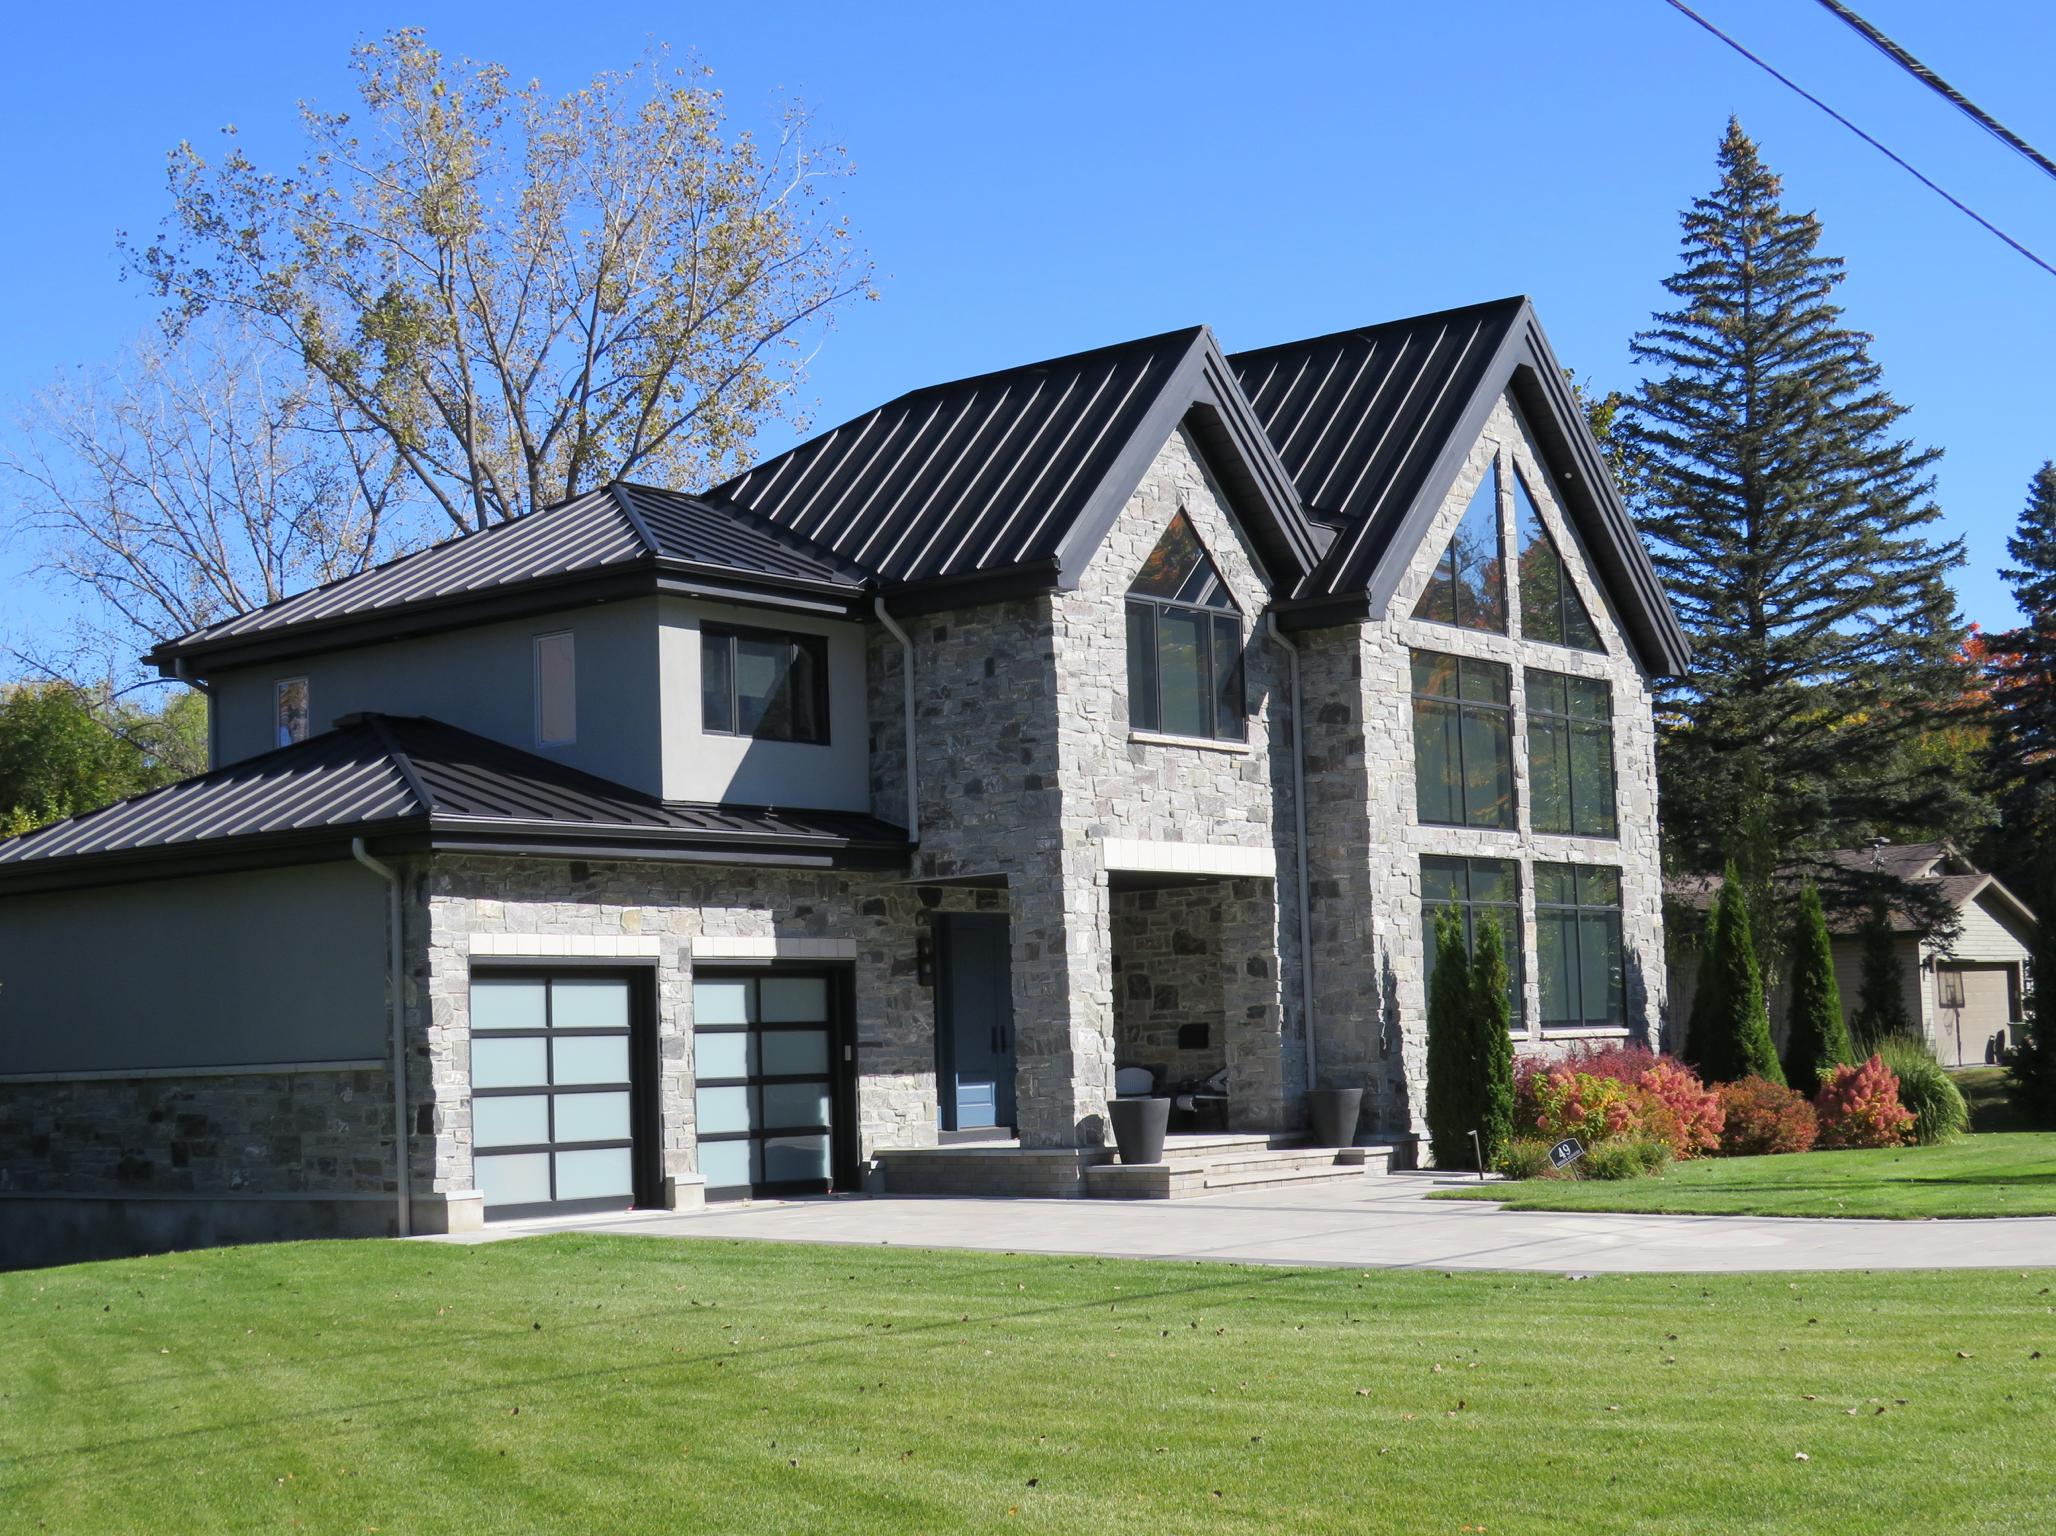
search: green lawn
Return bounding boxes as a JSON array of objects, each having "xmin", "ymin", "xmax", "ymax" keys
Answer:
[
  {"xmin": 1954, "ymin": 1068, "xmax": 2032, "ymax": 1134},
  {"xmin": 5, "ymin": 1239, "xmax": 2056, "ymax": 1533},
  {"xmin": 1433, "ymin": 1132, "xmax": 2056, "ymax": 1218}
]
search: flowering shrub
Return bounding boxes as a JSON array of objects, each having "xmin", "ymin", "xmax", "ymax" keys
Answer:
[
  {"xmin": 1717, "ymin": 1076, "xmax": 1819, "ymax": 1156},
  {"xmin": 1513, "ymin": 1049, "xmax": 1723, "ymax": 1160},
  {"xmin": 1813, "ymin": 1054, "xmax": 1916, "ymax": 1150}
]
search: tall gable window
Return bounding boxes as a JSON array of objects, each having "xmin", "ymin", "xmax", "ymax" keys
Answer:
[
  {"xmin": 535, "ymin": 632, "xmax": 576, "ymax": 746},
  {"xmin": 1421, "ymin": 855, "xmax": 1523, "ymax": 1019},
  {"xmin": 275, "ymin": 678, "xmax": 309, "ymax": 747},
  {"xmin": 701, "ymin": 625, "xmax": 829, "ymax": 744},
  {"xmin": 1412, "ymin": 463, "xmax": 1505, "ymax": 632},
  {"xmin": 1525, "ymin": 669, "xmax": 1617, "ymax": 838},
  {"xmin": 1515, "ymin": 470, "xmax": 1601, "ymax": 651},
  {"xmin": 1411, "ymin": 650, "xmax": 1513, "ymax": 828},
  {"xmin": 1126, "ymin": 512, "xmax": 1245, "ymax": 741},
  {"xmin": 1535, "ymin": 862, "xmax": 1623, "ymax": 1029}
]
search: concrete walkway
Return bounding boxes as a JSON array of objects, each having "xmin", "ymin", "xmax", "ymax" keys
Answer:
[{"xmin": 423, "ymin": 1171, "xmax": 2056, "ymax": 1274}]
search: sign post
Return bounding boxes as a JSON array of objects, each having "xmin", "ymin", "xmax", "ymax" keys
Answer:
[{"xmin": 1549, "ymin": 1137, "xmax": 1586, "ymax": 1171}]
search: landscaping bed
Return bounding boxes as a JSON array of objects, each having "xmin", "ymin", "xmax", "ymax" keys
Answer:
[
  {"xmin": 6, "ymin": 1236, "xmax": 2056, "ymax": 1532},
  {"xmin": 1433, "ymin": 1132, "xmax": 2056, "ymax": 1218}
]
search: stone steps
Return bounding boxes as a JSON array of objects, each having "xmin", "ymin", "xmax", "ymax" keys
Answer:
[{"xmin": 1083, "ymin": 1142, "xmax": 1390, "ymax": 1200}]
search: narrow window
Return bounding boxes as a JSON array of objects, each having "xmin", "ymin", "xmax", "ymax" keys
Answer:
[
  {"xmin": 1421, "ymin": 855, "xmax": 1523, "ymax": 1021},
  {"xmin": 1411, "ymin": 650, "xmax": 1513, "ymax": 829},
  {"xmin": 1514, "ymin": 469, "xmax": 1601, "ymax": 651},
  {"xmin": 700, "ymin": 625, "xmax": 829, "ymax": 745},
  {"xmin": 275, "ymin": 678, "xmax": 309, "ymax": 748},
  {"xmin": 536, "ymin": 632, "xmax": 576, "ymax": 746},
  {"xmin": 1534, "ymin": 862, "xmax": 1623, "ymax": 1029},
  {"xmin": 1125, "ymin": 511, "xmax": 1245, "ymax": 742},
  {"xmin": 1525, "ymin": 668, "xmax": 1617, "ymax": 837},
  {"xmin": 1412, "ymin": 461, "xmax": 1506, "ymax": 633}
]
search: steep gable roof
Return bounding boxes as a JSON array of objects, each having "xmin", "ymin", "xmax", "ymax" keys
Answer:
[
  {"xmin": 695, "ymin": 326, "xmax": 1325, "ymax": 609},
  {"xmin": 0, "ymin": 714, "xmax": 910, "ymax": 894},
  {"xmin": 1231, "ymin": 297, "xmax": 1690, "ymax": 675}
]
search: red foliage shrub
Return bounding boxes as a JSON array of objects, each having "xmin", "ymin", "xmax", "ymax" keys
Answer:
[
  {"xmin": 1635, "ymin": 1059, "xmax": 1725, "ymax": 1158},
  {"xmin": 1717, "ymin": 1076, "xmax": 1819, "ymax": 1156},
  {"xmin": 1512, "ymin": 1050, "xmax": 1725, "ymax": 1159},
  {"xmin": 1812, "ymin": 1054, "xmax": 1916, "ymax": 1150}
]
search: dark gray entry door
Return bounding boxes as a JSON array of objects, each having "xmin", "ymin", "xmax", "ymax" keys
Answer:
[{"xmin": 937, "ymin": 914, "xmax": 1016, "ymax": 1131}]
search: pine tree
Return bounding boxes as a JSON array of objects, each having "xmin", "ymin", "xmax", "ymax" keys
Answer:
[
  {"xmin": 1850, "ymin": 897, "xmax": 1912, "ymax": 1045},
  {"xmin": 1781, "ymin": 882, "xmax": 1853, "ymax": 1090},
  {"xmin": 1682, "ymin": 868, "xmax": 1783, "ymax": 1083},
  {"xmin": 1989, "ymin": 464, "xmax": 2056, "ymax": 862},
  {"xmin": 1623, "ymin": 121, "xmax": 1975, "ymax": 913},
  {"xmin": 1470, "ymin": 913, "xmax": 1517, "ymax": 1165},
  {"xmin": 1424, "ymin": 908, "xmax": 1475, "ymax": 1169}
]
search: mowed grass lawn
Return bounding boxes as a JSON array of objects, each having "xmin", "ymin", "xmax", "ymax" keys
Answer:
[
  {"xmin": 1433, "ymin": 1133, "xmax": 2056, "ymax": 1218},
  {"xmin": 5, "ymin": 1238, "xmax": 2056, "ymax": 1534}
]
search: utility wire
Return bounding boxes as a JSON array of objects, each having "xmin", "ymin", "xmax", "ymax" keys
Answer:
[
  {"xmin": 1661, "ymin": 0, "xmax": 2056, "ymax": 280},
  {"xmin": 1812, "ymin": 0, "xmax": 2056, "ymax": 186}
]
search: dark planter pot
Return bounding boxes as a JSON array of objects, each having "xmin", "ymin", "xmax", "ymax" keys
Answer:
[
  {"xmin": 1304, "ymin": 1087, "xmax": 1363, "ymax": 1148},
  {"xmin": 1108, "ymin": 1096, "xmax": 1171, "ymax": 1166}
]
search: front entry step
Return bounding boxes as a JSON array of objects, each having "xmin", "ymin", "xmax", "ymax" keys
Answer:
[{"xmin": 1084, "ymin": 1142, "xmax": 1391, "ymax": 1200}]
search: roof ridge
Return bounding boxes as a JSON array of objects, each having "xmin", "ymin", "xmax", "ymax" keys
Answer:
[
  {"xmin": 1226, "ymin": 296, "xmax": 1530, "ymax": 363},
  {"xmin": 363, "ymin": 715, "xmax": 439, "ymax": 817}
]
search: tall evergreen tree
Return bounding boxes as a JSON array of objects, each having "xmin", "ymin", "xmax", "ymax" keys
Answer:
[
  {"xmin": 1988, "ymin": 463, "xmax": 2056, "ymax": 861},
  {"xmin": 1424, "ymin": 909, "xmax": 1475, "ymax": 1169},
  {"xmin": 1781, "ymin": 882, "xmax": 1853, "ymax": 1089},
  {"xmin": 2004, "ymin": 862, "xmax": 2056, "ymax": 1125},
  {"xmin": 1682, "ymin": 868, "xmax": 1783, "ymax": 1083},
  {"xmin": 1849, "ymin": 897, "xmax": 1912, "ymax": 1044},
  {"xmin": 1622, "ymin": 121, "xmax": 1974, "ymax": 916},
  {"xmin": 1470, "ymin": 913, "xmax": 1517, "ymax": 1165}
]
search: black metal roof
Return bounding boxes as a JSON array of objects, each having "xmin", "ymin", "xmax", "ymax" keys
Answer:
[
  {"xmin": 696, "ymin": 326, "xmax": 1323, "ymax": 608},
  {"xmin": 0, "ymin": 715, "xmax": 911, "ymax": 894},
  {"xmin": 1231, "ymin": 297, "xmax": 1690, "ymax": 673}
]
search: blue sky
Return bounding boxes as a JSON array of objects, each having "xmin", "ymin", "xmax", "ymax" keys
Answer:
[{"xmin": 4, "ymin": 0, "xmax": 2054, "ymax": 649}]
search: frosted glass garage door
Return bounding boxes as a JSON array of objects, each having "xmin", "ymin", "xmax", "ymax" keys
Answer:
[{"xmin": 693, "ymin": 973, "xmax": 835, "ymax": 1199}]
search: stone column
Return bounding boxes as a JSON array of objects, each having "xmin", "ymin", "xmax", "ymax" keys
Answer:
[
  {"xmin": 1009, "ymin": 845, "xmax": 1113, "ymax": 1148},
  {"xmin": 1221, "ymin": 875, "xmax": 1292, "ymax": 1132}
]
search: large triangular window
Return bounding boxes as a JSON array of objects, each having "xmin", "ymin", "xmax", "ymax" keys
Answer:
[
  {"xmin": 1412, "ymin": 463, "xmax": 1506, "ymax": 632},
  {"xmin": 1126, "ymin": 512, "xmax": 1245, "ymax": 741},
  {"xmin": 1514, "ymin": 469, "xmax": 1601, "ymax": 651}
]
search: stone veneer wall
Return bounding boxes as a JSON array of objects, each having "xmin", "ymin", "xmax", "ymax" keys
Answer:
[
  {"xmin": 0, "ymin": 1068, "xmax": 394, "ymax": 1197},
  {"xmin": 1110, "ymin": 885, "xmax": 1228, "ymax": 1080}
]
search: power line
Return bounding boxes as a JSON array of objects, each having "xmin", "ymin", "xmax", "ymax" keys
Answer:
[
  {"xmin": 1812, "ymin": 0, "xmax": 2056, "ymax": 186},
  {"xmin": 1661, "ymin": 0, "xmax": 2056, "ymax": 280}
]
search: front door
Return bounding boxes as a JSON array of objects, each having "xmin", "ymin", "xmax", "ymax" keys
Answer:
[
  {"xmin": 469, "ymin": 970, "xmax": 654, "ymax": 1219},
  {"xmin": 937, "ymin": 914, "xmax": 1016, "ymax": 1132},
  {"xmin": 691, "ymin": 969, "xmax": 852, "ymax": 1200}
]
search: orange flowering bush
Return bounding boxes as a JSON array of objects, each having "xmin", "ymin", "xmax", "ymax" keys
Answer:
[
  {"xmin": 1526, "ymin": 1069, "xmax": 1642, "ymax": 1146},
  {"xmin": 1635, "ymin": 1059, "xmax": 1725, "ymax": 1158},
  {"xmin": 1812, "ymin": 1054, "xmax": 1916, "ymax": 1150},
  {"xmin": 1717, "ymin": 1077, "xmax": 1819, "ymax": 1156},
  {"xmin": 1514, "ymin": 1050, "xmax": 1723, "ymax": 1160}
]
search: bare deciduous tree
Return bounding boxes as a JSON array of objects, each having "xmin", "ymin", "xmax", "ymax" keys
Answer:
[
  {"xmin": 4, "ymin": 316, "xmax": 414, "ymax": 655},
  {"xmin": 131, "ymin": 30, "xmax": 873, "ymax": 534}
]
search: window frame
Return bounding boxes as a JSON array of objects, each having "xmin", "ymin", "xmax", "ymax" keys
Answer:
[
  {"xmin": 1412, "ymin": 460, "xmax": 1508, "ymax": 634},
  {"xmin": 1420, "ymin": 854, "xmax": 1524, "ymax": 1024},
  {"xmin": 275, "ymin": 677, "xmax": 310, "ymax": 748},
  {"xmin": 1524, "ymin": 667, "xmax": 1618, "ymax": 839},
  {"xmin": 698, "ymin": 622, "xmax": 832, "ymax": 746},
  {"xmin": 1533, "ymin": 861, "xmax": 1624, "ymax": 1031},
  {"xmin": 1513, "ymin": 466, "xmax": 1604, "ymax": 653},
  {"xmin": 534, "ymin": 631, "xmax": 576, "ymax": 747},
  {"xmin": 1410, "ymin": 649, "xmax": 1515, "ymax": 829},
  {"xmin": 1125, "ymin": 598, "xmax": 1247, "ymax": 742}
]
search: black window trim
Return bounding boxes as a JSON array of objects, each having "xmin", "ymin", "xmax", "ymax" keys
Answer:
[
  {"xmin": 1523, "ymin": 666, "xmax": 1619, "ymax": 841},
  {"xmin": 1125, "ymin": 596, "xmax": 1247, "ymax": 744},
  {"xmin": 699, "ymin": 620, "xmax": 832, "ymax": 746},
  {"xmin": 1532, "ymin": 859, "xmax": 1625, "ymax": 1031},
  {"xmin": 1410, "ymin": 647, "xmax": 1517, "ymax": 830}
]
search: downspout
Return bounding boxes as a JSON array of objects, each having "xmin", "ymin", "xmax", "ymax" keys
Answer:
[
  {"xmin": 873, "ymin": 598, "xmax": 920, "ymax": 844},
  {"xmin": 1265, "ymin": 613, "xmax": 1318, "ymax": 1093},
  {"xmin": 351, "ymin": 837, "xmax": 410, "ymax": 1238}
]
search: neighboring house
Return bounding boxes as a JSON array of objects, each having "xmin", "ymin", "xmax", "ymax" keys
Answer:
[
  {"xmin": 1666, "ymin": 844, "xmax": 2036, "ymax": 1071},
  {"xmin": 0, "ymin": 297, "xmax": 1688, "ymax": 1262}
]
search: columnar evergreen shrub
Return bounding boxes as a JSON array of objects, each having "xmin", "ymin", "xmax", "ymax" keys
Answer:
[
  {"xmin": 1424, "ymin": 908, "xmax": 1475, "ymax": 1169},
  {"xmin": 1470, "ymin": 913, "xmax": 1518, "ymax": 1163},
  {"xmin": 1850, "ymin": 897, "xmax": 1912, "ymax": 1045},
  {"xmin": 1781, "ymin": 882, "xmax": 1853, "ymax": 1090},
  {"xmin": 1813, "ymin": 1054, "xmax": 1916, "ymax": 1149},
  {"xmin": 1874, "ymin": 1036, "xmax": 1968, "ymax": 1144},
  {"xmin": 1717, "ymin": 1077, "xmax": 1819, "ymax": 1155},
  {"xmin": 2004, "ymin": 862, "xmax": 2056, "ymax": 1124},
  {"xmin": 1683, "ymin": 869, "xmax": 1783, "ymax": 1084}
]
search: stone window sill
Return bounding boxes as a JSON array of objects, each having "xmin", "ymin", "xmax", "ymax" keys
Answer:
[{"xmin": 1128, "ymin": 731, "xmax": 1253, "ymax": 756}]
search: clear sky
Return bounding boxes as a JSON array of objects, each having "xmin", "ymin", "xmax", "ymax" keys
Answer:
[{"xmin": 4, "ymin": 0, "xmax": 2054, "ymax": 650}]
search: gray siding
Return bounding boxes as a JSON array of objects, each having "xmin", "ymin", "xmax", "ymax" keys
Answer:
[
  {"xmin": 0, "ymin": 863, "xmax": 387, "ymax": 1075},
  {"xmin": 209, "ymin": 599, "xmax": 664, "ymax": 795}
]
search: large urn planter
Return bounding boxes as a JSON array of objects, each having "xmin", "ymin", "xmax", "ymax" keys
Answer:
[
  {"xmin": 1108, "ymin": 1096, "xmax": 1171, "ymax": 1165},
  {"xmin": 1304, "ymin": 1087, "xmax": 1363, "ymax": 1148}
]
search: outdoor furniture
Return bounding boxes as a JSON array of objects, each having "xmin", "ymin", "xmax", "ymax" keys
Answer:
[{"xmin": 1173, "ymin": 1067, "xmax": 1230, "ymax": 1133}]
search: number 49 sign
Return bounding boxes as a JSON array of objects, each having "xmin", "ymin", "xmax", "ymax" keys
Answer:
[{"xmin": 1549, "ymin": 1137, "xmax": 1586, "ymax": 1170}]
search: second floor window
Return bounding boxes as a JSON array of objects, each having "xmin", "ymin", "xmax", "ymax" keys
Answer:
[
  {"xmin": 1411, "ymin": 650, "xmax": 1513, "ymax": 828},
  {"xmin": 276, "ymin": 677, "xmax": 309, "ymax": 747},
  {"xmin": 701, "ymin": 625, "xmax": 828, "ymax": 744},
  {"xmin": 535, "ymin": 632, "xmax": 576, "ymax": 745},
  {"xmin": 1126, "ymin": 512, "xmax": 1246, "ymax": 741},
  {"xmin": 1535, "ymin": 861, "xmax": 1623, "ymax": 1029},
  {"xmin": 1525, "ymin": 669, "xmax": 1616, "ymax": 837},
  {"xmin": 1413, "ymin": 461, "xmax": 1506, "ymax": 632}
]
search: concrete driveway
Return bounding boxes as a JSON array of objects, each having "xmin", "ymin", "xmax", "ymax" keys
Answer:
[{"xmin": 423, "ymin": 1171, "xmax": 2056, "ymax": 1273}]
